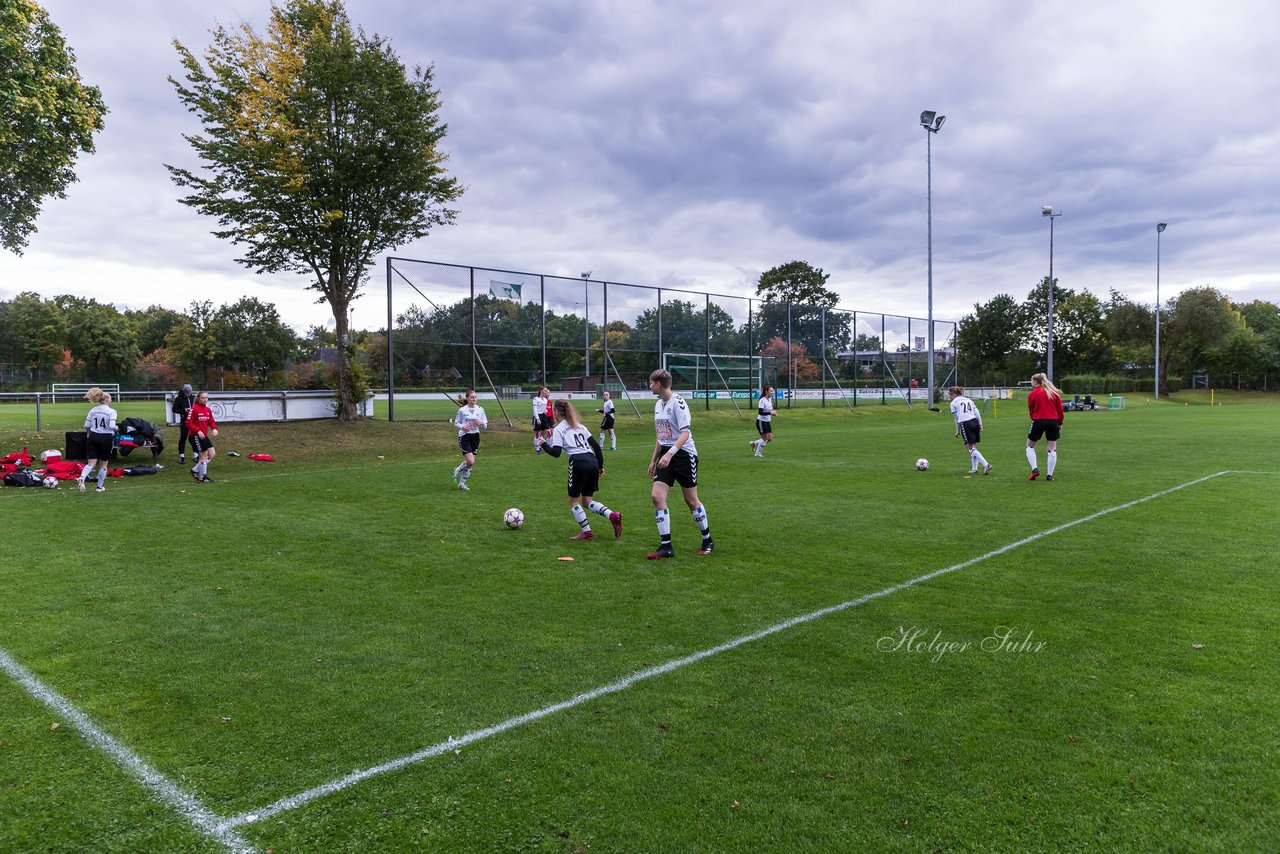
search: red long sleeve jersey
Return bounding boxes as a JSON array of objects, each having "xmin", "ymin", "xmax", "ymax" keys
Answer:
[
  {"xmin": 186, "ymin": 404, "xmax": 218, "ymax": 435},
  {"xmin": 1027, "ymin": 387, "xmax": 1064, "ymax": 424}
]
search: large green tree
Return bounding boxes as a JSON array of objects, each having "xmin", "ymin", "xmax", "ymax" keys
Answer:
[
  {"xmin": 168, "ymin": 0, "xmax": 462, "ymax": 418},
  {"xmin": 756, "ymin": 260, "xmax": 839, "ymax": 306},
  {"xmin": 0, "ymin": 0, "xmax": 106, "ymax": 253}
]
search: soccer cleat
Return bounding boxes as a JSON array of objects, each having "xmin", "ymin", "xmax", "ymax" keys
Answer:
[
  {"xmin": 95, "ymin": 486, "xmax": 106, "ymax": 493},
  {"xmin": 458, "ymin": 482, "xmax": 470, "ymax": 491},
  {"xmin": 192, "ymin": 469, "xmax": 202, "ymax": 483},
  {"xmin": 1045, "ymin": 474, "xmax": 1055, "ymax": 481},
  {"xmin": 1029, "ymin": 468, "xmax": 1040, "ymax": 481},
  {"xmin": 968, "ymin": 469, "xmax": 978, "ymax": 474},
  {"xmin": 609, "ymin": 511, "xmax": 623, "ymax": 538},
  {"xmin": 984, "ymin": 463, "xmax": 993, "ymax": 476},
  {"xmin": 697, "ymin": 537, "xmax": 715, "ymax": 556},
  {"xmin": 201, "ymin": 475, "xmax": 215, "ymax": 483},
  {"xmin": 535, "ymin": 447, "xmax": 542, "ymax": 454},
  {"xmin": 77, "ymin": 480, "xmax": 86, "ymax": 493},
  {"xmin": 570, "ymin": 530, "xmax": 595, "ymax": 541},
  {"xmin": 646, "ymin": 543, "xmax": 675, "ymax": 560},
  {"xmin": 178, "ymin": 453, "xmax": 185, "ymax": 464}
]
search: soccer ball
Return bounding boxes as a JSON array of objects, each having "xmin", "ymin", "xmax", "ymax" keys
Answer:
[
  {"xmin": 504, "ymin": 508, "xmax": 525, "ymax": 529},
  {"xmin": 42, "ymin": 476, "xmax": 59, "ymax": 489},
  {"xmin": 915, "ymin": 458, "xmax": 929, "ymax": 471}
]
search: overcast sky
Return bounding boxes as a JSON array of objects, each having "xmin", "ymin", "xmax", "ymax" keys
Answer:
[{"xmin": 4, "ymin": 0, "xmax": 1279, "ymax": 335}]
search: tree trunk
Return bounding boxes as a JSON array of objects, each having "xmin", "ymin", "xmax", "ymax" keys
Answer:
[{"xmin": 331, "ymin": 298, "xmax": 357, "ymax": 421}]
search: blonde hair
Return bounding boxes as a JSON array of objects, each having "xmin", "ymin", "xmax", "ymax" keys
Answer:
[
  {"xmin": 455, "ymin": 389, "xmax": 476, "ymax": 407},
  {"xmin": 948, "ymin": 386, "xmax": 964, "ymax": 397},
  {"xmin": 553, "ymin": 398, "xmax": 581, "ymax": 428},
  {"xmin": 1031, "ymin": 373, "xmax": 1061, "ymax": 399},
  {"xmin": 84, "ymin": 386, "xmax": 109, "ymax": 405}
]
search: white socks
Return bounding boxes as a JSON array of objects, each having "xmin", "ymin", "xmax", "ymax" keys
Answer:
[
  {"xmin": 1046, "ymin": 450, "xmax": 1057, "ymax": 476},
  {"xmin": 1026, "ymin": 447, "xmax": 1039, "ymax": 470}
]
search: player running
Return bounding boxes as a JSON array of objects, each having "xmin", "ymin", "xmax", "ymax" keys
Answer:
[
  {"xmin": 541, "ymin": 399, "xmax": 623, "ymax": 540},
  {"xmin": 452, "ymin": 389, "xmax": 488, "ymax": 490},
  {"xmin": 749, "ymin": 385, "xmax": 777, "ymax": 457},
  {"xmin": 646, "ymin": 369, "xmax": 713, "ymax": 559},
  {"xmin": 947, "ymin": 386, "xmax": 991, "ymax": 475},
  {"xmin": 596, "ymin": 390, "xmax": 617, "ymax": 450}
]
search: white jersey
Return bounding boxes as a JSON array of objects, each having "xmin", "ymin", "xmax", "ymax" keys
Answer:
[
  {"xmin": 602, "ymin": 399, "xmax": 614, "ymax": 417},
  {"xmin": 85, "ymin": 404, "xmax": 118, "ymax": 435},
  {"xmin": 550, "ymin": 419, "xmax": 596, "ymax": 457},
  {"xmin": 949, "ymin": 395, "xmax": 982, "ymax": 429},
  {"xmin": 455, "ymin": 404, "xmax": 488, "ymax": 436},
  {"xmin": 653, "ymin": 392, "xmax": 697, "ymax": 457},
  {"xmin": 532, "ymin": 397, "xmax": 545, "ymax": 420},
  {"xmin": 757, "ymin": 395, "xmax": 774, "ymax": 422}
]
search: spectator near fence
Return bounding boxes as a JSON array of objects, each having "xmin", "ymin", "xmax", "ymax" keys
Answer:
[{"xmin": 172, "ymin": 383, "xmax": 195, "ymax": 463}]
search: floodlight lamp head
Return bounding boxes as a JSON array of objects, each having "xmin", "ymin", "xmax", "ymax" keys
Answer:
[
  {"xmin": 933, "ymin": 115, "xmax": 945, "ymax": 130},
  {"xmin": 1042, "ymin": 205, "xmax": 1054, "ymax": 216},
  {"xmin": 920, "ymin": 110, "xmax": 936, "ymax": 127},
  {"xmin": 1157, "ymin": 223, "xmax": 1167, "ymax": 233},
  {"xmin": 580, "ymin": 271, "xmax": 592, "ymax": 279}
]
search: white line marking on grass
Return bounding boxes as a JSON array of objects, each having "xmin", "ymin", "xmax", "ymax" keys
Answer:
[
  {"xmin": 225, "ymin": 469, "xmax": 1233, "ymax": 829},
  {"xmin": 0, "ymin": 649, "xmax": 258, "ymax": 854}
]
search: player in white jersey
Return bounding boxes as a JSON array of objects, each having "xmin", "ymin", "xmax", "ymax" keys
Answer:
[
  {"xmin": 748, "ymin": 385, "xmax": 777, "ymax": 457},
  {"xmin": 596, "ymin": 390, "xmax": 617, "ymax": 450},
  {"xmin": 646, "ymin": 369, "xmax": 713, "ymax": 559},
  {"xmin": 452, "ymin": 389, "xmax": 488, "ymax": 490},
  {"xmin": 77, "ymin": 386, "xmax": 117, "ymax": 493},
  {"xmin": 541, "ymin": 399, "xmax": 623, "ymax": 540},
  {"xmin": 948, "ymin": 386, "xmax": 991, "ymax": 475}
]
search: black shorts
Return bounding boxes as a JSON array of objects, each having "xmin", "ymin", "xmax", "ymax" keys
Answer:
[
  {"xmin": 600, "ymin": 413, "xmax": 615, "ymax": 430},
  {"xmin": 190, "ymin": 433, "xmax": 215, "ymax": 455},
  {"xmin": 653, "ymin": 448, "xmax": 698, "ymax": 489},
  {"xmin": 86, "ymin": 431, "xmax": 113, "ymax": 461},
  {"xmin": 537, "ymin": 415, "xmax": 554, "ymax": 432},
  {"xmin": 1028, "ymin": 419, "xmax": 1061, "ymax": 442},
  {"xmin": 756, "ymin": 418, "xmax": 773, "ymax": 436},
  {"xmin": 567, "ymin": 453, "xmax": 600, "ymax": 498},
  {"xmin": 958, "ymin": 418, "xmax": 981, "ymax": 444},
  {"xmin": 458, "ymin": 433, "xmax": 481, "ymax": 455}
]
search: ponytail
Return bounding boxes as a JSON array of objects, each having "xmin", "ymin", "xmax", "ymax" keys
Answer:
[{"xmin": 1031, "ymin": 373, "xmax": 1061, "ymax": 400}]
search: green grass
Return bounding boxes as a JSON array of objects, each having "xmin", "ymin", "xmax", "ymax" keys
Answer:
[{"xmin": 2, "ymin": 395, "xmax": 1277, "ymax": 852}]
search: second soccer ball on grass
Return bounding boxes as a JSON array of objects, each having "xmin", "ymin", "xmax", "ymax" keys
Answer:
[
  {"xmin": 504, "ymin": 508, "xmax": 525, "ymax": 529},
  {"xmin": 916, "ymin": 458, "xmax": 929, "ymax": 471}
]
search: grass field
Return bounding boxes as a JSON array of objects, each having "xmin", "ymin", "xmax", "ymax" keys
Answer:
[{"xmin": 2, "ymin": 392, "xmax": 1277, "ymax": 852}]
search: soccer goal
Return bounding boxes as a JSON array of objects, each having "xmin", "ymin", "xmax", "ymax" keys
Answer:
[
  {"xmin": 50, "ymin": 382, "xmax": 120, "ymax": 404},
  {"xmin": 662, "ymin": 353, "xmax": 772, "ymax": 392}
]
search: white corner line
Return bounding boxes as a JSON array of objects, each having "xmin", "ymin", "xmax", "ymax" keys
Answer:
[
  {"xmin": 0, "ymin": 648, "xmax": 257, "ymax": 854},
  {"xmin": 224, "ymin": 469, "xmax": 1233, "ymax": 829}
]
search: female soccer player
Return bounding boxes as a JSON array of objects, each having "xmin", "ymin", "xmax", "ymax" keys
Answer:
[
  {"xmin": 596, "ymin": 390, "xmax": 617, "ymax": 451},
  {"xmin": 185, "ymin": 391, "xmax": 219, "ymax": 483},
  {"xmin": 541, "ymin": 399, "xmax": 622, "ymax": 540},
  {"xmin": 947, "ymin": 386, "xmax": 991, "ymax": 475},
  {"xmin": 77, "ymin": 387, "xmax": 117, "ymax": 493},
  {"xmin": 531, "ymin": 387, "xmax": 549, "ymax": 453},
  {"xmin": 749, "ymin": 385, "xmax": 776, "ymax": 457},
  {"xmin": 1026, "ymin": 372, "xmax": 1065, "ymax": 481},
  {"xmin": 452, "ymin": 389, "xmax": 488, "ymax": 490},
  {"xmin": 646, "ymin": 369, "xmax": 713, "ymax": 559}
]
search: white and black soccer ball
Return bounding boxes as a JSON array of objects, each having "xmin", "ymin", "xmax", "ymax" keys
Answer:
[
  {"xmin": 504, "ymin": 507, "xmax": 525, "ymax": 529},
  {"xmin": 915, "ymin": 458, "xmax": 929, "ymax": 471},
  {"xmin": 42, "ymin": 476, "xmax": 59, "ymax": 489}
]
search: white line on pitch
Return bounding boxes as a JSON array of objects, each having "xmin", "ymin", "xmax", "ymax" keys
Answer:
[
  {"xmin": 223, "ymin": 469, "xmax": 1232, "ymax": 829},
  {"xmin": 0, "ymin": 649, "xmax": 257, "ymax": 854}
]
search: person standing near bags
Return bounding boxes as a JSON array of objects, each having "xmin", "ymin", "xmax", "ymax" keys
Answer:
[
  {"xmin": 172, "ymin": 383, "xmax": 196, "ymax": 464},
  {"xmin": 76, "ymin": 387, "xmax": 117, "ymax": 494},
  {"xmin": 185, "ymin": 391, "xmax": 219, "ymax": 483}
]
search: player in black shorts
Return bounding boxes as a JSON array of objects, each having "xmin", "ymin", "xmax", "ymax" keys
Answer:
[{"xmin": 646, "ymin": 369, "xmax": 713, "ymax": 558}]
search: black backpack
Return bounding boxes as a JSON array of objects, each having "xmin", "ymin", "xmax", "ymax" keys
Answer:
[{"xmin": 4, "ymin": 470, "xmax": 43, "ymax": 487}]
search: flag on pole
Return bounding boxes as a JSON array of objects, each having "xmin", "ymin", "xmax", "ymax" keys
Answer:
[
  {"xmin": 489, "ymin": 280, "xmax": 522, "ymax": 300},
  {"xmin": 914, "ymin": 336, "xmax": 925, "ymax": 351}
]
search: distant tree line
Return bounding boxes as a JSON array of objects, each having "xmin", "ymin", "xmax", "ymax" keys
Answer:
[
  {"xmin": 958, "ymin": 279, "xmax": 1280, "ymax": 392},
  {"xmin": 0, "ymin": 292, "xmax": 331, "ymax": 390}
]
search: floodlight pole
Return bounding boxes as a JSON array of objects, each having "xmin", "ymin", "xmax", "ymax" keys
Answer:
[
  {"xmin": 1155, "ymin": 223, "xmax": 1167, "ymax": 399},
  {"xmin": 921, "ymin": 110, "xmax": 945, "ymax": 408},
  {"xmin": 581, "ymin": 271, "xmax": 592, "ymax": 384},
  {"xmin": 1042, "ymin": 206, "xmax": 1062, "ymax": 382}
]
